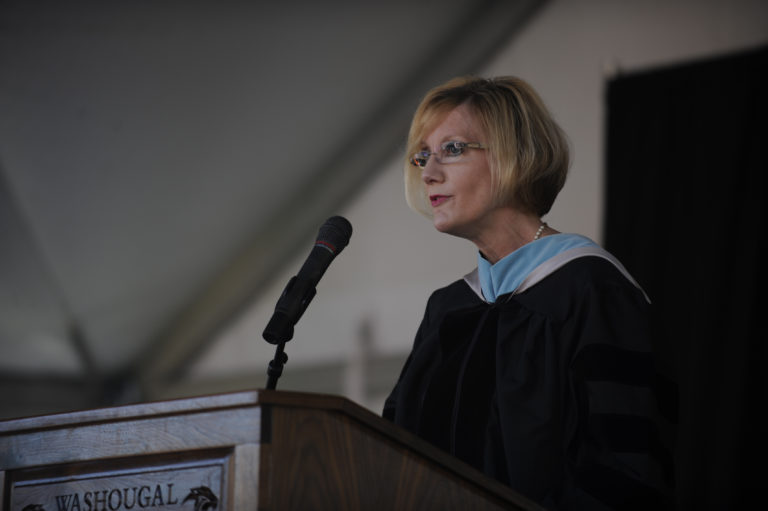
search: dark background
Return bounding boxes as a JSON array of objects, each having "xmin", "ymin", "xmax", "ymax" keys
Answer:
[{"xmin": 605, "ymin": 45, "xmax": 767, "ymax": 510}]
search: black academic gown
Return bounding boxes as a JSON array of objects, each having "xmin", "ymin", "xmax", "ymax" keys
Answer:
[{"xmin": 384, "ymin": 256, "xmax": 674, "ymax": 510}]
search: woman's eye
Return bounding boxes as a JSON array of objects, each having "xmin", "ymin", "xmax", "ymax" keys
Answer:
[{"xmin": 444, "ymin": 142, "xmax": 464, "ymax": 156}]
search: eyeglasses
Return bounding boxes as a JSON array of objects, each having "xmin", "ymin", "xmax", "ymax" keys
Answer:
[{"xmin": 409, "ymin": 141, "xmax": 486, "ymax": 168}]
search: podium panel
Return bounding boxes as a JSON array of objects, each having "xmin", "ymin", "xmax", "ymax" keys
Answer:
[{"xmin": 0, "ymin": 390, "xmax": 543, "ymax": 510}]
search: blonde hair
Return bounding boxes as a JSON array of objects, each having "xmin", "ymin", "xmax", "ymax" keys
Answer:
[{"xmin": 404, "ymin": 76, "xmax": 570, "ymax": 217}]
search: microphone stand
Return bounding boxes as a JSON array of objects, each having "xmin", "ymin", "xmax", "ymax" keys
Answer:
[
  {"xmin": 265, "ymin": 342, "xmax": 288, "ymax": 390},
  {"xmin": 263, "ymin": 276, "xmax": 317, "ymax": 390}
]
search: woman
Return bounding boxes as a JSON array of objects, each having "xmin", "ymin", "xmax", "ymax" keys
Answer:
[{"xmin": 383, "ymin": 76, "xmax": 674, "ymax": 510}]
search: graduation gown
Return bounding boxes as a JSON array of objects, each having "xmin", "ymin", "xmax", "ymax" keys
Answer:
[{"xmin": 383, "ymin": 252, "xmax": 674, "ymax": 510}]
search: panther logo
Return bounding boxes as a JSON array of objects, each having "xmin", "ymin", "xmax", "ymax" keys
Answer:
[{"xmin": 182, "ymin": 486, "xmax": 219, "ymax": 510}]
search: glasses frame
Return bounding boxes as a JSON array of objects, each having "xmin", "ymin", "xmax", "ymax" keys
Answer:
[{"xmin": 409, "ymin": 141, "xmax": 486, "ymax": 168}]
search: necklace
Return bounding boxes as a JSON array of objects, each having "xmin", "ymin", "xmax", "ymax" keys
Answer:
[{"xmin": 534, "ymin": 222, "xmax": 547, "ymax": 241}]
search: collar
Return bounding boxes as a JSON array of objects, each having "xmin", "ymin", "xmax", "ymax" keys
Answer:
[
  {"xmin": 463, "ymin": 235, "xmax": 649, "ymax": 303},
  {"xmin": 475, "ymin": 234, "xmax": 598, "ymax": 302}
]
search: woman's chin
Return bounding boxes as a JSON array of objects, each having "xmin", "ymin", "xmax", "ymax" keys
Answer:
[
  {"xmin": 432, "ymin": 216, "xmax": 451, "ymax": 233},
  {"xmin": 432, "ymin": 218, "xmax": 466, "ymax": 238}
]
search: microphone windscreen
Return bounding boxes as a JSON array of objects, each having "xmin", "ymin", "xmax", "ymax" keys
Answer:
[{"xmin": 316, "ymin": 216, "xmax": 352, "ymax": 255}]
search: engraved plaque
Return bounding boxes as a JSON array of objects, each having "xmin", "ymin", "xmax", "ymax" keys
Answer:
[{"xmin": 9, "ymin": 453, "xmax": 228, "ymax": 511}]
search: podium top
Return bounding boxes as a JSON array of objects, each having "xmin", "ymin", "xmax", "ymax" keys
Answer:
[{"xmin": 1, "ymin": 389, "xmax": 545, "ymax": 511}]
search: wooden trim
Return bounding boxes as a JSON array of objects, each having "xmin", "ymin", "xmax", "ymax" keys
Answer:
[{"xmin": 0, "ymin": 390, "xmax": 260, "ymax": 434}]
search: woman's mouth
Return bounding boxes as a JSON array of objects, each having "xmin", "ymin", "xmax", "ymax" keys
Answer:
[{"xmin": 430, "ymin": 195, "xmax": 450, "ymax": 207}]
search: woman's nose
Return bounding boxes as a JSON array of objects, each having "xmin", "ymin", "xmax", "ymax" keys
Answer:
[{"xmin": 421, "ymin": 160, "xmax": 444, "ymax": 184}]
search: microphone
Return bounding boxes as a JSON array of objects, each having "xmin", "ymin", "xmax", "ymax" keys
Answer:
[{"xmin": 262, "ymin": 216, "xmax": 352, "ymax": 345}]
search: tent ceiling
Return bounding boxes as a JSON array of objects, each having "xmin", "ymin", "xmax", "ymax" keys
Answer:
[{"xmin": 0, "ymin": 0, "xmax": 543, "ymax": 414}]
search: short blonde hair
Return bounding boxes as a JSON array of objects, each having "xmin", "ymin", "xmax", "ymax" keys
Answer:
[{"xmin": 404, "ymin": 76, "xmax": 569, "ymax": 217}]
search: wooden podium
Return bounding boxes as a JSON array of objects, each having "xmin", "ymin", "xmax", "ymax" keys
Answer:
[{"xmin": 0, "ymin": 390, "xmax": 543, "ymax": 510}]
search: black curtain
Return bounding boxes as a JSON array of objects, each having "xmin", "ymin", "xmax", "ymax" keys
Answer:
[{"xmin": 605, "ymin": 46, "xmax": 768, "ymax": 510}]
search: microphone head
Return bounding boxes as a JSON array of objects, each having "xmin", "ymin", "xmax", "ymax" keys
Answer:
[{"xmin": 315, "ymin": 216, "xmax": 352, "ymax": 255}]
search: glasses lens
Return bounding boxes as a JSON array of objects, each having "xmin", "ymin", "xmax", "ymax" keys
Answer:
[
  {"xmin": 410, "ymin": 151, "xmax": 429, "ymax": 168},
  {"xmin": 440, "ymin": 141, "xmax": 466, "ymax": 159}
]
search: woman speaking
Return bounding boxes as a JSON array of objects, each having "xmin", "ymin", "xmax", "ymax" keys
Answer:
[{"xmin": 384, "ymin": 76, "xmax": 673, "ymax": 510}]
